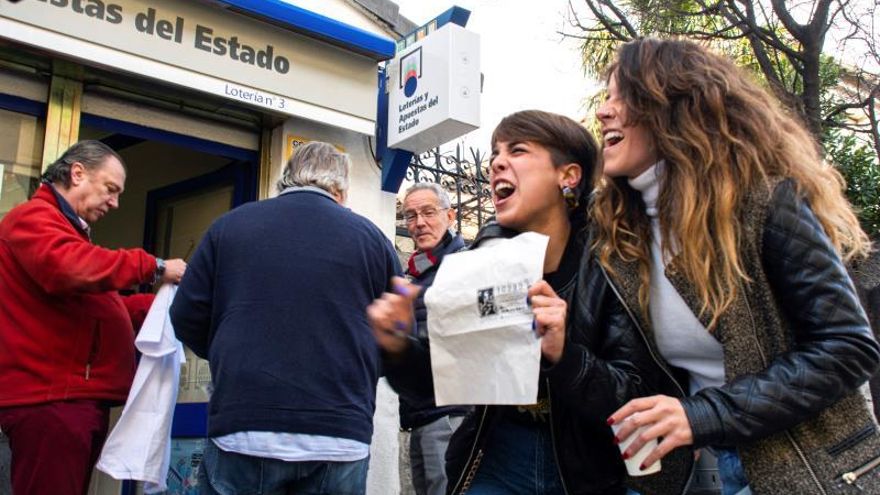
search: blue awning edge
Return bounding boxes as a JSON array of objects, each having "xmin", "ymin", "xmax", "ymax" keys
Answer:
[{"xmin": 210, "ymin": 0, "xmax": 397, "ymax": 61}]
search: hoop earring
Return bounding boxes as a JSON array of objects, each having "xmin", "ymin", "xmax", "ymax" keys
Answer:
[{"xmin": 562, "ymin": 186, "xmax": 579, "ymax": 210}]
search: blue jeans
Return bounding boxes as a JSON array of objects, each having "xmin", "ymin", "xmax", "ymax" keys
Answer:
[
  {"xmin": 715, "ymin": 448, "xmax": 752, "ymax": 495},
  {"xmin": 465, "ymin": 417, "xmax": 565, "ymax": 495},
  {"xmin": 197, "ymin": 441, "xmax": 369, "ymax": 495}
]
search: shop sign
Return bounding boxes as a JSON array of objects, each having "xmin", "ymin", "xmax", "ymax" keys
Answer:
[
  {"xmin": 387, "ymin": 23, "xmax": 480, "ymax": 153},
  {"xmin": 0, "ymin": 0, "xmax": 379, "ymax": 128}
]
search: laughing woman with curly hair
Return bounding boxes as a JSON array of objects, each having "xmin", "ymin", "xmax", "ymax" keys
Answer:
[{"xmin": 594, "ymin": 37, "xmax": 880, "ymax": 495}]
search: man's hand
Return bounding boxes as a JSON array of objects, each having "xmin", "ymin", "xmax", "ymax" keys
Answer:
[
  {"xmin": 161, "ymin": 258, "xmax": 187, "ymax": 284},
  {"xmin": 367, "ymin": 277, "xmax": 421, "ymax": 355}
]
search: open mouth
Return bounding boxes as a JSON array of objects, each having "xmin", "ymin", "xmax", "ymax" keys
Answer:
[
  {"xmin": 493, "ymin": 180, "xmax": 516, "ymax": 200},
  {"xmin": 603, "ymin": 130, "xmax": 624, "ymax": 148}
]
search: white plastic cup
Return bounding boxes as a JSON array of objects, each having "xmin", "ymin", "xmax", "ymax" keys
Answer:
[{"xmin": 611, "ymin": 418, "xmax": 662, "ymax": 476}]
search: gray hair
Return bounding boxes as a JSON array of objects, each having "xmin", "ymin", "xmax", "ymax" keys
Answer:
[
  {"xmin": 41, "ymin": 140, "xmax": 124, "ymax": 188},
  {"xmin": 403, "ymin": 182, "xmax": 452, "ymax": 209},
  {"xmin": 276, "ymin": 141, "xmax": 351, "ymax": 195}
]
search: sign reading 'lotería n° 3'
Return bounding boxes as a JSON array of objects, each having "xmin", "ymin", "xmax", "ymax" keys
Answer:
[{"xmin": 0, "ymin": 0, "xmax": 378, "ymax": 128}]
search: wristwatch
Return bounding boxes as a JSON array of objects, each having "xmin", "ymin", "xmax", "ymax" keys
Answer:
[{"xmin": 154, "ymin": 258, "xmax": 166, "ymax": 284}]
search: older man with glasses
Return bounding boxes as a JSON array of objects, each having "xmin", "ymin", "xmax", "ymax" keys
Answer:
[{"xmin": 387, "ymin": 183, "xmax": 470, "ymax": 495}]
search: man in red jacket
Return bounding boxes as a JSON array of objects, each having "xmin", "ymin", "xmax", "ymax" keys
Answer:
[{"xmin": 0, "ymin": 140, "xmax": 186, "ymax": 495}]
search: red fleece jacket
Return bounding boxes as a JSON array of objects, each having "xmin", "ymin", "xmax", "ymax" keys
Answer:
[{"xmin": 0, "ymin": 185, "xmax": 156, "ymax": 407}]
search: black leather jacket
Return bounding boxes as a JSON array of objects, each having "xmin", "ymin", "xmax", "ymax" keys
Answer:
[
  {"xmin": 438, "ymin": 223, "xmax": 688, "ymax": 495},
  {"xmin": 395, "ymin": 231, "xmax": 470, "ymax": 429},
  {"xmin": 605, "ymin": 179, "xmax": 880, "ymax": 494},
  {"xmin": 680, "ymin": 180, "xmax": 880, "ymax": 447}
]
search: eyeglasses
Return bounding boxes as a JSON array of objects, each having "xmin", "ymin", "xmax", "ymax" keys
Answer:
[{"xmin": 403, "ymin": 207, "xmax": 448, "ymax": 224}]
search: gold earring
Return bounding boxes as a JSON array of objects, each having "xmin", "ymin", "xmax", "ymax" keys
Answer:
[{"xmin": 561, "ymin": 185, "xmax": 578, "ymax": 210}]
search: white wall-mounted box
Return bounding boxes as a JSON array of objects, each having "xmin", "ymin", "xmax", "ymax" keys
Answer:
[{"xmin": 387, "ymin": 23, "xmax": 480, "ymax": 153}]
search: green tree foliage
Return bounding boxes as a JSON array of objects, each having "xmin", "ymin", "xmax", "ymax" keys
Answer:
[
  {"xmin": 820, "ymin": 56, "xmax": 880, "ymax": 237},
  {"xmin": 826, "ymin": 129, "xmax": 880, "ymax": 236}
]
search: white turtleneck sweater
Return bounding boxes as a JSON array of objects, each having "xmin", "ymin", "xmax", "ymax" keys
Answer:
[{"xmin": 628, "ymin": 162, "xmax": 725, "ymax": 395}]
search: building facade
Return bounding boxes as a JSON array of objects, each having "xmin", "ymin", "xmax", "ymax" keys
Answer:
[{"xmin": 0, "ymin": 0, "xmax": 415, "ymax": 493}]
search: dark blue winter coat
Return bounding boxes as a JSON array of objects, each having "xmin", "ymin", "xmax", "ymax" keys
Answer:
[{"xmin": 171, "ymin": 187, "xmax": 401, "ymax": 444}]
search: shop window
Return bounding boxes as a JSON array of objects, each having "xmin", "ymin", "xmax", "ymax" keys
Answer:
[{"xmin": 0, "ymin": 108, "xmax": 44, "ymax": 219}]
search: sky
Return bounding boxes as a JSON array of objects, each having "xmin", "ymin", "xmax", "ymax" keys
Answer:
[
  {"xmin": 391, "ymin": 0, "xmax": 599, "ymax": 152},
  {"xmin": 390, "ymin": 0, "xmax": 879, "ymax": 154}
]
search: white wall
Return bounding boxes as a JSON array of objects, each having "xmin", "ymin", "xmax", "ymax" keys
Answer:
[{"xmin": 274, "ymin": 116, "xmax": 398, "ymax": 238}]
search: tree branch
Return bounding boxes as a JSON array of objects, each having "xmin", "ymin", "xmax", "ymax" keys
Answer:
[
  {"xmin": 808, "ymin": 0, "xmax": 834, "ymax": 40},
  {"xmin": 867, "ymin": 95, "xmax": 880, "ymax": 160},
  {"xmin": 824, "ymin": 98, "xmax": 876, "ymax": 124},
  {"xmin": 770, "ymin": 0, "xmax": 806, "ymax": 38},
  {"xmin": 720, "ymin": 1, "xmax": 789, "ymax": 96},
  {"xmin": 598, "ymin": 0, "xmax": 640, "ymax": 38},
  {"xmin": 579, "ymin": 0, "xmax": 633, "ymax": 41},
  {"xmin": 734, "ymin": 0, "xmax": 803, "ymax": 60}
]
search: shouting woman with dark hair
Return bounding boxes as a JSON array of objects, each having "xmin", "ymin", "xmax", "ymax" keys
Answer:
[
  {"xmin": 595, "ymin": 37, "xmax": 880, "ymax": 494},
  {"xmin": 369, "ymin": 110, "xmax": 685, "ymax": 495}
]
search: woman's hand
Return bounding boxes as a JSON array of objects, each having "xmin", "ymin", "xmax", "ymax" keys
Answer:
[
  {"xmin": 367, "ymin": 276, "xmax": 420, "ymax": 355},
  {"xmin": 529, "ymin": 280, "xmax": 567, "ymax": 364},
  {"xmin": 607, "ymin": 395, "xmax": 694, "ymax": 470}
]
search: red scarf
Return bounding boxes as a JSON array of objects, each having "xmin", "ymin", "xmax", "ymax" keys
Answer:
[
  {"xmin": 407, "ymin": 249, "xmax": 439, "ymax": 278},
  {"xmin": 407, "ymin": 231, "xmax": 456, "ymax": 277}
]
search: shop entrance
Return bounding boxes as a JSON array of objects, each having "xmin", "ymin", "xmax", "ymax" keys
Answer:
[
  {"xmin": 0, "ymin": 124, "xmax": 259, "ymax": 495},
  {"xmin": 0, "ymin": 58, "xmax": 266, "ymax": 493},
  {"xmin": 77, "ymin": 115, "xmax": 259, "ymax": 495},
  {"xmin": 77, "ymin": 115, "xmax": 258, "ymax": 257}
]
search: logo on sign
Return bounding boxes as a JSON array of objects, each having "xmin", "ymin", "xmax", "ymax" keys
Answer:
[{"xmin": 400, "ymin": 47, "xmax": 422, "ymax": 97}]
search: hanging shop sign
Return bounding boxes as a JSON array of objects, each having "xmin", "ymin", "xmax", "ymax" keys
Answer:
[{"xmin": 387, "ymin": 23, "xmax": 480, "ymax": 153}]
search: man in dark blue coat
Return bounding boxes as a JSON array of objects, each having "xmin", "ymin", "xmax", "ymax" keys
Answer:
[
  {"xmin": 170, "ymin": 141, "xmax": 400, "ymax": 495},
  {"xmin": 392, "ymin": 183, "xmax": 469, "ymax": 495}
]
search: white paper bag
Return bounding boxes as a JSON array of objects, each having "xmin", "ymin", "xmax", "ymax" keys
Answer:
[
  {"xmin": 97, "ymin": 284, "xmax": 185, "ymax": 493},
  {"xmin": 425, "ymin": 232, "xmax": 548, "ymax": 405}
]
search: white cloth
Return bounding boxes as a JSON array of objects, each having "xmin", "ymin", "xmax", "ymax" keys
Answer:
[
  {"xmin": 425, "ymin": 232, "xmax": 548, "ymax": 406},
  {"xmin": 213, "ymin": 431, "xmax": 369, "ymax": 462},
  {"xmin": 96, "ymin": 285, "xmax": 184, "ymax": 493},
  {"xmin": 629, "ymin": 163, "xmax": 725, "ymax": 394}
]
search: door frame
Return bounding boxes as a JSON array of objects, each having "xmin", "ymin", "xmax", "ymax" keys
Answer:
[
  {"xmin": 80, "ymin": 115, "xmax": 259, "ymax": 495},
  {"xmin": 79, "ymin": 113, "xmax": 258, "ymax": 251},
  {"xmin": 143, "ymin": 160, "xmax": 256, "ymax": 258}
]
